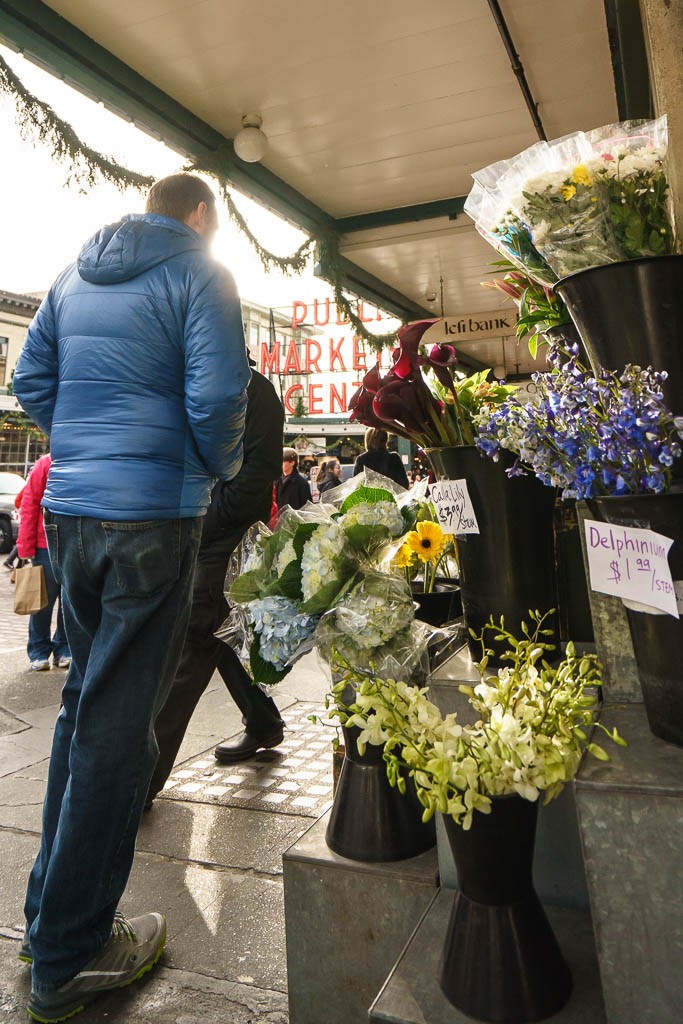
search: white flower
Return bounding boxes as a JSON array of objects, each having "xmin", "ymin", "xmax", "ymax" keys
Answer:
[
  {"xmin": 275, "ymin": 538, "xmax": 297, "ymax": 575},
  {"xmin": 340, "ymin": 501, "xmax": 405, "ymax": 538},
  {"xmin": 300, "ymin": 521, "xmax": 345, "ymax": 602}
]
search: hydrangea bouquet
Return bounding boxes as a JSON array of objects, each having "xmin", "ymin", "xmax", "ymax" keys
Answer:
[
  {"xmin": 225, "ymin": 482, "xmax": 426, "ymax": 684},
  {"xmin": 466, "ymin": 116, "xmax": 676, "ymax": 284},
  {"xmin": 474, "ymin": 346, "xmax": 683, "ymax": 500},
  {"xmin": 330, "ymin": 611, "xmax": 626, "ymax": 829}
]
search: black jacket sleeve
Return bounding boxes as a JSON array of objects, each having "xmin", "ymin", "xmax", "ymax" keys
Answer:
[
  {"xmin": 203, "ymin": 372, "xmax": 284, "ymax": 544},
  {"xmin": 389, "ymin": 452, "xmax": 410, "ymax": 488}
]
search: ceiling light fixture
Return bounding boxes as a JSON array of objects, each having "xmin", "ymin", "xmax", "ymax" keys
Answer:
[{"xmin": 233, "ymin": 113, "xmax": 268, "ymax": 163}]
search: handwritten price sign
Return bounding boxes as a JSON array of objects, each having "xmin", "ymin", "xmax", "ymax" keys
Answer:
[
  {"xmin": 430, "ymin": 479, "xmax": 480, "ymax": 535},
  {"xmin": 584, "ymin": 519, "xmax": 678, "ymax": 618}
]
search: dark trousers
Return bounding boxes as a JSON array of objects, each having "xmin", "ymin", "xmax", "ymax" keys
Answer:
[
  {"xmin": 27, "ymin": 513, "xmax": 202, "ymax": 992},
  {"xmin": 148, "ymin": 531, "xmax": 283, "ymax": 800}
]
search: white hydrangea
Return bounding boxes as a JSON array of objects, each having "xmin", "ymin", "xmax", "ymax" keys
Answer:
[
  {"xmin": 300, "ymin": 521, "xmax": 345, "ymax": 602},
  {"xmin": 333, "ymin": 578, "xmax": 414, "ymax": 650},
  {"xmin": 340, "ymin": 500, "xmax": 405, "ymax": 538},
  {"xmin": 274, "ymin": 538, "xmax": 297, "ymax": 575}
]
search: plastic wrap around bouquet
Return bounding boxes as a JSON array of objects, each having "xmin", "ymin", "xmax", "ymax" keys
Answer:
[
  {"xmin": 465, "ymin": 116, "xmax": 675, "ymax": 283},
  {"xmin": 217, "ymin": 471, "xmax": 442, "ymax": 687}
]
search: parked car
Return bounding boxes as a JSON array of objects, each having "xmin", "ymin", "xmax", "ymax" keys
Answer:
[{"xmin": 0, "ymin": 471, "xmax": 24, "ymax": 553}]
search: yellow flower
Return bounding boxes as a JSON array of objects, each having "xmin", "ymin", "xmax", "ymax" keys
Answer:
[
  {"xmin": 560, "ymin": 184, "xmax": 577, "ymax": 201},
  {"xmin": 406, "ymin": 521, "xmax": 447, "ymax": 564},
  {"xmin": 571, "ymin": 164, "xmax": 592, "ymax": 187},
  {"xmin": 393, "ymin": 544, "xmax": 415, "ymax": 569}
]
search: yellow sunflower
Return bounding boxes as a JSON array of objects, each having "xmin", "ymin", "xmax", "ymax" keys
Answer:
[
  {"xmin": 393, "ymin": 543, "xmax": 415, "ymax": 569},
  {"xmin": 560, "ymin": 183, "xmax": 577, "ymax": 201},
  {"xmin": 406, "ymin": 521, "xmax": 447, "ymax": 564}
]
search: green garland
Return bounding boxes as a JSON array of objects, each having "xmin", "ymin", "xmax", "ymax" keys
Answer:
[
  {"xmin": 0, "ymin": 53, "xmax": 402, "ymax": 351},
  {"xmin": 0, "ymin": 54, "xmax": 153, "ymax": 192}
]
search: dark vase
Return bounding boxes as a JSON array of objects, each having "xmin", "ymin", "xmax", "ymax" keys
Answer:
[
  {"xmin": 424, "ymin": 446, "xmax": 558, "ymax": 662},
  {"xmin": 411, "ymin": 581, "xmax": 462, "ymax": 628},
  {"xmin": 440, "ymin": 797, "xmax": 572, "ymax": 1023},
  {"xmin": 589, "ymin": 492, "xmax": 683, "ymax": 747},
  {"xmin": 554, "ymin": 499, "xmax": 594, "ymax": 644},
  {"xmin": 554, "ymin": 255, "xmax": 683, "ymax": 417},
  {"xmin": 325, "ymin": 724, "xmax": 436, "ymax": 862}
]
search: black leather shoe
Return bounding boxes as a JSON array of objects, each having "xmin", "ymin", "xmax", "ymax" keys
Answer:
[{"xmin": 214, "ymin": 728, "xmax": 284, "ymax": 764}]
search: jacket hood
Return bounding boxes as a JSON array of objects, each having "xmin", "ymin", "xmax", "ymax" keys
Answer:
[{"xmin": 77, "ymin": 213, "xmax": 205, "ymax": 284}]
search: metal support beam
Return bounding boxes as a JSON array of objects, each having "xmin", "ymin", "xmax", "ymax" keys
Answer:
[
  {"xmin": 603, "ymin": 0, "xmax": 653, "ymax": 119},
  {"xmin": 335, "ymin": 197, "xmax": 467, "ymax": 234}
]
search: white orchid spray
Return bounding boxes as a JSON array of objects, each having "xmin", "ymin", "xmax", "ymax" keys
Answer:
[{"xmin": 329, "ymin": 611, "xmax": 626, "ymax": 829}]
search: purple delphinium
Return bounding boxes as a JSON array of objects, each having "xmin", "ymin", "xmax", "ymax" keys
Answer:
[{"xmin": 475, "ymin": 347, "xmax": 683, "ymax": 500}]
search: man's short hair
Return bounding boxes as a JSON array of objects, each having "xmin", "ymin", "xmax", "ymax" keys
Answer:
[
  {"xmin": 146, "ymin": 173, "xmax": 216, "ymax": 222},
  {"xmin": 282, "ymin": 447, "xmax": 298, "ymax": 466}
]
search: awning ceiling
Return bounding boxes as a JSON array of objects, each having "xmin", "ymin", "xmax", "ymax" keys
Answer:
[{"xmin": 0, "ymin": 1, "xmax": 650, "ymax": 351}]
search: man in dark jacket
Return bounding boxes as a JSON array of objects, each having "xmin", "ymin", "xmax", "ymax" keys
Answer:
[
  {"xmin": 13, "ymin": 173, "xmax": 250, "ymax": 1022},
  {"xmin": 276, "ymin": 447, "xmax": 311, "ymax": 510},
  {"xmin": 147, "ymin": 369, "xmax": 285, "ymax": 804}
]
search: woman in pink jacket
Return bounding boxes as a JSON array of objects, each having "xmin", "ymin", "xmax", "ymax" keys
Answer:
[{"xmin": 17, "ymin": 454, "xmax": 71, "ymax": 671}]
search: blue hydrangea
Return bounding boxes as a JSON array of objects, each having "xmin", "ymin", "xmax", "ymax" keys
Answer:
[
  {"xmin": 248, "ymin": 596, "xmax": 318, "ymax": 671},
  {"xmin": 474, "ymin": 352, "xmax": 683, "ymax": 500}
]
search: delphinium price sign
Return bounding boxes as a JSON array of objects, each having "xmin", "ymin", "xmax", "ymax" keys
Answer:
[{"xmin": 584, "ymin": 519, "xmax": 679, "ymax": 617}]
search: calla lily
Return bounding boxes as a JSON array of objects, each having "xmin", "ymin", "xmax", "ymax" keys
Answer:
[{"xmin": 392, "ymin": 319, "xmax": 438, "ymax": 378}]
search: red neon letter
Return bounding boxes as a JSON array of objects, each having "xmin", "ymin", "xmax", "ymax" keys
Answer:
[
  {"xmin": 291, "ymin": 301, "xmax": 308, "ymax": 328},
  {"xmin": 329, "ymin": 382, "xmax": 347, "ymax": 413},
  {"xmin": 282, "ymin": 340, "xmax": 302, "ymax": 374},
  {"xmin": 260, "ymin": 341, "xmax": 281, "ymax": 374},
  {"xmin": 313, "ymin": 298, "xmax": 330, "ymax": 326},
  {"xmin": 305, "ymin": 339, "xmax": 322, "ymax": 373},
  {"xmin": 284, "ymin": 383, "xmax": 304, "ymax": 414},
  {"xmin": 309, "ymin": 383, "xmax": 323, "ymax": 414},
  {"xmin": 329, "ymin": 337, "xmax": 347, "ymax": 371},
  {"xmin": 352, "ymin": 336, "xmax": 367, "ymax": 372}
]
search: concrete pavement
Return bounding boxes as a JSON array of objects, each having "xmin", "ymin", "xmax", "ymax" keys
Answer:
[{"xmin": 0, "ymin": 568, "xmax": 332, "ymax": 1022}]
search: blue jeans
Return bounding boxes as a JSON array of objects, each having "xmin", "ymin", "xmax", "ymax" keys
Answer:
[
  {"xmin": 25, "ymin": 513, "xmax": 202, "ymax": 993},
  {"xmin": 26, "ymin": 548, "xmax": 70, "ymax": 663}
]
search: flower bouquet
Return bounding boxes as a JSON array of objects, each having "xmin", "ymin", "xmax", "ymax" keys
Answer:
[
  {"xmin": 223, "ymin": 481, "xmax": 431, "ymax": 685},
  {"xmin": 329, "ymin": 612, "xmax": 626, "ymax": 1019},
  {"xmin": 335, "ymin": 610, "xmax": 625, "ymax": 827},
  {"xmin": 465, "ymin": 116, "xmax": 676, "ymax": 283},
  {"xmin": 349, "ymin": 319, "xmax": 516, "ymax": 448},
  {"xmin": 474, "ymin": 348, "xmax": 683, "ymax": 500}
]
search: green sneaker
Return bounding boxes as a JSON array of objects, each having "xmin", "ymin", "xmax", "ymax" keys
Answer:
[{"xmin": 27, "ymin": 911, "xmax": 166, "ymax": 1023}]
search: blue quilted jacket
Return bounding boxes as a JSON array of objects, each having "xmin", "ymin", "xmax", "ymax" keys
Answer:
[{"xmin": 13, "ymin": 214, "xmax": 250, "ymax": 520}]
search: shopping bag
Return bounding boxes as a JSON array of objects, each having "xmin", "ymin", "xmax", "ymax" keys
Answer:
[{"xmin": 13, "ymin": 563, "xmax": 48, "ymax": 615}]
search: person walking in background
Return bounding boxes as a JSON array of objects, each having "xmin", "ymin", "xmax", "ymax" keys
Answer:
[
  {"xmin": 147, "ymin": 368, "xmax": 285, "ymax": 804},
  {"xmin": 16, "ymin": 453, "xmax": 70, "ymax": 671},
  {"xmin": 353, "ymin": 427, "xmax": 409, "ymax": 488},
  {"xmin": 13, "ymin": 172, "xmax": 250, "ymax": 1023},
  {"xmin": 275, "ymin": 447, "xmax": 311, "ymax": 511},
  {"xmin": 317, "ymin": 457, "xmax": 342, "ymax": 500}
]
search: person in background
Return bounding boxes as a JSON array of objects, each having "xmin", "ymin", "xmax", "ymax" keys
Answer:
[
  {"xmin": 13, "ymin": 171, "xmax": 250, "ymax": 1022},
  {"xmin": 353, "ymin": 427, "xmax": 409, "ymax": 488},
  {"xmin": 275, "ymin": 447, "xmax": 311, "ymax": 510},
  {"xmin": 317, "ymin": 457, "xmax": 342, "ymax": 499},
  {"xmin": 16, "ymin": 454, "xmax": 70, "ymax": 672},
  {"xmin": 147, "ymin": 368, "xmax": 285, "ymax": 802}
]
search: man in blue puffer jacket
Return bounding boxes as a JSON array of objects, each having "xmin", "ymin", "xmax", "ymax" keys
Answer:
[{"xmin": 13, "ymin": 173, "xmax": 250, "ymax": 1022}]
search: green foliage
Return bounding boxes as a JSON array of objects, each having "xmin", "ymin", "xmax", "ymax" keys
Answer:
[{"xmin": 339, "ymin": 485, "xmax": 396, "ymax": 514}]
